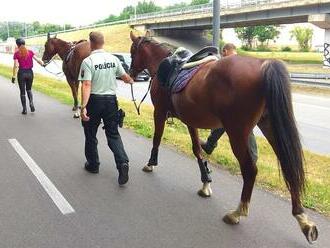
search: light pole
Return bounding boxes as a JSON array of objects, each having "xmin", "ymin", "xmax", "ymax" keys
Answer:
[
  {"xmin": 212, "ymin": 0, "xmax": 220, "ymax": 48},
  {"xmin": 6, "ymin": 21, "xmax": 10, "ymax": 39}
]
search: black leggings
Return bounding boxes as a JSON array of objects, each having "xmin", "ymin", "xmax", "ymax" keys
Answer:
[{"xmin": 17, "ymin": 69, "xmax": 34, "ymax": 96}]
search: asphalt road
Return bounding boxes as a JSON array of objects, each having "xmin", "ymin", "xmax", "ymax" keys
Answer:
[
  {"xmin": 1, "ymin": 52, "xmax": 329, "ymax": 155},
  {"xmin": 1, "ymin": 73, "xmax": 330, "ymax": 247}
]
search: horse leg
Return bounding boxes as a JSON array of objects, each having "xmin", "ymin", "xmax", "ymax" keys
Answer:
[
  {"xmin": 257, "ymin": 114, "xmax": 318, "ymax": 243},
  {"xmin": 69, "ymin": 81, "xmax": 78, "ymax": 110},
  {"xmin": 142, "ymin": 108, "xmax": 167, "ymax": 173},
  {"xmin": 222, "ymin": 129, "xmax": 257, "ymax": 224},
  {"xmin": 187, "ymin": 126, "xmax": 212, "ymax": 198},
  {"xmin": 69, "ymin": 82, "xmax": 80, "ymax": 118}
]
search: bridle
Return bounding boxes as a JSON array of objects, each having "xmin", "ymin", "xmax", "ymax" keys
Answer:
[
  {"xmin": 42, "ymin": 41, "xmax": 76, "ymax": 78},
  {"xmin": 130, "ymin": 37, "xmax": 171, "ymax": 115}
]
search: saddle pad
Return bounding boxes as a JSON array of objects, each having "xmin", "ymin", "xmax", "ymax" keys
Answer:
[{"xmin": 171, "ymin": 65, "xmax": 201, "ymax": 93}]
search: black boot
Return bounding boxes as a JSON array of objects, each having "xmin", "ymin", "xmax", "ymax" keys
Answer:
[
  {"xmin": 117, "ymin": 163, "xmax": 129, "ymax": 185},
  {"xmin": 20, "ymin": 95, "xmax": 27, "ymax": 115},
  {"xmin": 84, "ymin": 162, "xmax": 99, "ymax": 174},
  {"xmin": 201, "ymin": 128, "xmax": 226, "ymax": 155},
  {"xmin": 27, "ymin": 90, "xmax": 35, "ymax": 112}
]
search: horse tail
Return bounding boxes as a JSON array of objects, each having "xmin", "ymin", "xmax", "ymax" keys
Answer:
[{"xmin": 261, "ymin": 59, "xmax": 305, "ymax": 197}]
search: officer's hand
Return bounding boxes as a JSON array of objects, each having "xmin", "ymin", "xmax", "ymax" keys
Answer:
[
  {"xmin": 81, "ymin": 108, "xmax": 90, "ymax": 122},
  {"xmin": 11, "ymin": 77, "xmax": 16, "ymax": 84}
]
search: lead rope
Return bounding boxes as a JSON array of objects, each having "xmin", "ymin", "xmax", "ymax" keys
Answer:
[{"xmin": 130, "ymin": 70, "xmax": 152, "ymax": 115}]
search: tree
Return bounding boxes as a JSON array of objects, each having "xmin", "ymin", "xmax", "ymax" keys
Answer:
[
  {"xmin": 235, "ymin": 26, "xmax": 258, "ymax": 49},
  {"xmin": 136, "ymin": 1, "xmax": 162, "ymax": 15},
  {"xmin": 255, "ymin": 25, "xmax": 280, "ymax": 47},
  {"xmin": 290, "ymin": 26, "xmax": 313, "ymax": 51},
  {"xmin": 191, "ymin": 0, "xmax": 210, "ymax": 5},
  {"xmin": 165, "ymin": 2, "xmax": 188, "ymax": 10}
]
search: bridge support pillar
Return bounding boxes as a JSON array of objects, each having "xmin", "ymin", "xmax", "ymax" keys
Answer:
[
  {"xmin": 324, "ymin": 29, "xmax": 330, "ymax": 67},
  {"xmin": 309, "ymin": 14, "xmax": 330, "ymax": 67}
]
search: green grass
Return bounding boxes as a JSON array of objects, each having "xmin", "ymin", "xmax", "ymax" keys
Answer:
[
  {"xmin": 26, "ymin": 24, "xmax": 138, "ymax": 53},
  {"xmin": 1, "ymin": 63, "xmax": 329, "ymax": 216},
  {"xmin": 287, "ymin": 64, "xmax": 330, "ymax": 74},
  {"xmin": 238, "ymin": 50, "xmax": 323, "ymax": 64}
]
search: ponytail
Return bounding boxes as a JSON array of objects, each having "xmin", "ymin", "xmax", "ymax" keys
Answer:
[{"xmin": 18, "ymin": 45, "xmax": 29, "ymax": 59}]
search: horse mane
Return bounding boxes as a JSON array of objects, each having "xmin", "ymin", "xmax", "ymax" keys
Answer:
[
  {"xmin": 73, "ymin": 39, "xmax": 88, "ymax": 45},
  {"xmin": 140, "ymin": 37, "xmax": 174, "ymax": 55}
]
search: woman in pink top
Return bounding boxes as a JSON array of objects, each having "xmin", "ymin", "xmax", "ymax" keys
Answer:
[{"xmin": 12, "ymin": 38, "xmax": 44, "ymax": 114}]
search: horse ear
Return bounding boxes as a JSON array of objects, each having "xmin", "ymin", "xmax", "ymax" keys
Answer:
[
  {"xmin": 130, "ymin": 31, "xmax": 137, "ymax": 42},
  {"xmin": 145, "ymin": 30, "xmax": 151, "ymax": 38},
  {"xmin": 47, "ymin": 32, "xmax": 50, "ymax": 40}
]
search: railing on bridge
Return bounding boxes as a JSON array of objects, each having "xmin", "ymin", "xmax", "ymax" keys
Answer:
[{"xmin": 129, "ymin": 0, "xmax": 291, "ymax": 22}]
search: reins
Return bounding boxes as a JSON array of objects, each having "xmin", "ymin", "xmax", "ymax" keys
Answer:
[
  {"xmin": 130, "ymin": 69, "xmax": 152, "ymax": 115},
  {"xmin": 43, "ymin": 58, "xmax": 65, "ymax": 77}
]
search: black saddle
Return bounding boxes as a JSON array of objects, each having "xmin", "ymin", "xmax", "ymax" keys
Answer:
[{"xmin": 157, "ymin": 46, "xmax": 219, "ymax": 90}]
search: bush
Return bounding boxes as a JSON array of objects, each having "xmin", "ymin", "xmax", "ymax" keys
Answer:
[
  {"xmin": 281, "ymin": 46, "xmax": 292, "ymax": 52},
  {"xmin": 241, "ymin": 45, "xmax": 252, "ymax": 51},
  {"xmin": 300, "ymin": 48, "xmax": 311, "ymax": 52},
  {"xmin": 256, "ymin": 46, "xmax": 272, "ymax": 52}
]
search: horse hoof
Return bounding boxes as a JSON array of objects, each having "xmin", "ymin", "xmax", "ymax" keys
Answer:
[
  {"xmin": 223, "ymin": 212, "xmax": 240, "ymax": 225},
  {"xmin": 142, "ymin": 165, "xmax": 154, "ymax": 173},
  {"xmin": 197, "ymin": 183, "xmax": 212, "ymax": 198},
  {"xmin": 303, "ymin": 224, "xmax": 318, "ymax": 244},
  {"xmin": 197, "ymin": 189, "xmax": 211, "ymax": 198},
  {"xmin": 73, "ymin": 113, "xmax": 80, "ymax": 119},
  {"xmin": 72, "ymin": 107, "xmax": 78, "ymax": 111}
]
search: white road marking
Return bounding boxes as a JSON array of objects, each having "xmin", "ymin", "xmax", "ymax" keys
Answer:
[{"xmin": 8, "ymin": 139, "xmax": 75, "ymax": 215}]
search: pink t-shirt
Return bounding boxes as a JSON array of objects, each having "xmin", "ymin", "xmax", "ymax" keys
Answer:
[{"xmin": 13, "ymin": 50, "xmax": 35, "ymax": 69}]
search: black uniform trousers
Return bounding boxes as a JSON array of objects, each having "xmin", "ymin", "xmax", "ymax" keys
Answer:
[{"xmin": 82, "ymin": 94, "xmax": 129, "ymax": 169}]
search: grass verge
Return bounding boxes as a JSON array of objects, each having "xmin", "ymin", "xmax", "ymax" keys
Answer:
[
  {"xmin": 238, "ymin": 50, "xmax": 323, "ymax": 64},
  {"xmin": 26, "ymin": 24, "xmax": 136, "ymax": 53},
  {"xmin": 1, "ymin": 63, "xmax": 329, "ymax": 216}
]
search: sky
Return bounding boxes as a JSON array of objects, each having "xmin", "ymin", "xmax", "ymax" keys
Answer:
[{"xmin": 0, "ymin": 0, "xmax": 191, "ymax": 26}]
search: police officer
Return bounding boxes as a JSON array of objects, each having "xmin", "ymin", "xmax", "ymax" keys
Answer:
[
  {"xmin": 79, "ymin": 32, "xmax": 134, "ymax": 185},
  {"xmin": 200, "ymin": 43, "xmax": 258, "ymax": 163}
]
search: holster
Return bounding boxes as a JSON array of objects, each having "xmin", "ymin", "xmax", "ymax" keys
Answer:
[{"xmin": 117, "ymin": 109, "xmax": 125, "ymax": 128}]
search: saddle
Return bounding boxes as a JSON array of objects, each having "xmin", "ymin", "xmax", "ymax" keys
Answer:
[{"xmin": 157, "ymin": 46, "xmax": 219, "ymax": 91}]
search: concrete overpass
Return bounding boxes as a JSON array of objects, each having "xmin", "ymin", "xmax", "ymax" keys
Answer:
[{"xmin": 129, "ymin": 0, "xmax": 330, "ymax": 66}]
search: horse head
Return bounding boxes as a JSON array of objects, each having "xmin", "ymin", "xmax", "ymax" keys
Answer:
[
  {"xmin": 129, "ymin": 31, "xmax": 149, "ymax": 79},
  {"xmin": 42, "ymin": 33, "xmax": 58, "ymax": 64}
]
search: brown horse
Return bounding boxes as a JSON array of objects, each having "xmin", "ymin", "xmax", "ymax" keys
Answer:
[
  {"xmin": 42, "ymin": 33, "xmax": 91, "ymax": 117},
  {"xmin": 129, "ymin": 31, "xmax": 318, "ymax": 244}
]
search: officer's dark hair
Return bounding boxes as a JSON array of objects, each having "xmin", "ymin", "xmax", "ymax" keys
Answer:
[{"xmin": 89, "ymin": 32, "xmax": 104, "ymax": 46}]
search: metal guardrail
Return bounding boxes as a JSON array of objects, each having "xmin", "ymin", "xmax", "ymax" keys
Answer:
[
  {"xmin": 129, "ymin": 0, "xmax": 292, "ymax": 22},
  {"xmin": 24, "ymin": 20, "xmax": 128, "ymax": 39},
  {"xmin": 22, "ymin": 0, "xmax": 295, "ymax": 40},
  {"xmin": 290, "ymin": 73, "xmax": 330, "ymax": 80},
  {"xmin": 291, "ymin": 78, "xmax": 330, "ymax": 87}
]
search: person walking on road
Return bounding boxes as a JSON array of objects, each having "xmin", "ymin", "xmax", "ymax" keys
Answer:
[
  {"xmin": 200, "ymin": 43, "xmax": 258, "ymax": 163},
  {"xmin": 79, "ymin": 32, "xmax": 134, "ymax": 185},
  {"xmin": 12, "ymin": 38, "xmax": 44, "ymax": 115}
]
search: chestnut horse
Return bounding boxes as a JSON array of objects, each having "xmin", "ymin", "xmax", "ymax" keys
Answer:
[
  {"xmin": 42, "ymin": 33, "xmax": 91, "ymax": 117},
  {"xmin": 129, "ymin": 31, "xmax": 318, "ymax": 244}
]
